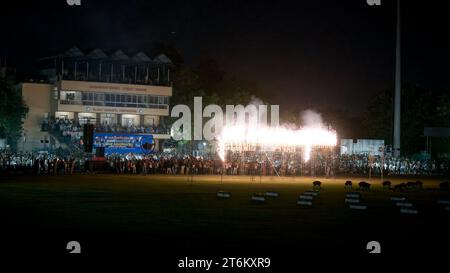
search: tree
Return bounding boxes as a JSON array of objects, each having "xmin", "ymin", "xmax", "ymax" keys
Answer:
[
  {"xmin": 147, "ymin": 42, "xmax": 184, "ymax": 68},
  {"xmin": 196, "ymin": 58, "xmax": 224, "ymax": 92},
  {"xmin": 363, "ymin": 85, "xmax": 447, "ymax": 156},
  {"xmin": 362, "ymin": 89, "xmax": 393, "ymax": 144},
  {"xmin": 0, "ymin": 79, "xmax": 28, "ymax": 150},
  {"xmin": 400, "ymin": 85, "xmax": 433, "ymax": 155},
  {"xmin": 431, "ymin": 92, "xmax": 450, "ymax": 157}
]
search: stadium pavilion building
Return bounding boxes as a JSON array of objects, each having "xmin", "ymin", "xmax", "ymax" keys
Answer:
[{"xmin": 20, "ymin": 46, "xmax": 173, "ymax": 153}]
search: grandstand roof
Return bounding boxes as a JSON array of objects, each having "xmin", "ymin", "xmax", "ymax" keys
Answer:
[
  {"xmin": 64, "ymin": 46, "xmax": 84, "ymax": 57},
  {"xmin": 87, "ymin": 48, "xmax": 108, "ymax": 59},
  {"xmin": 57, "ymin": 46, "xmax": 172, "ymax": 64},
  {"xmin": 154, "ymin": 54, "xmax": 172, "ymax": 64},
  {"xmin": 132, "ymin": 52, "xmax": 152, "ymax": 62},
  {"xmin": 111, "ymin": 50, "xmax": 129, "ymax": 61}
]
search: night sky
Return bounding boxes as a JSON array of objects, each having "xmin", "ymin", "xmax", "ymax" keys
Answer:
[{"xmin": 2, "ymin": 0, "xmax": 449, "ymax": 114}]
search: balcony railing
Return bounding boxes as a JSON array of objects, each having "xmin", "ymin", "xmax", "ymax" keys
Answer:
[
  {"xmin": 44, "ymin": 118, "xmax": 171, "ymax": 136},
  {"xmin": 59, "ymin": 100, "xmax": 169, "ymax": 110},
  {"xmin": 61, "ymin": 74, "xmax": 172, "ymax": 87},
  {"xmin": 94, "ymin": 125, "xmax": 171, "ymax": 135}
]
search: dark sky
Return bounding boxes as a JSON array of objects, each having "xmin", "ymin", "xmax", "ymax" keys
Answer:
[{"xmin": 2, "ymin": 0, "xmax": 449, "ymax": 114}]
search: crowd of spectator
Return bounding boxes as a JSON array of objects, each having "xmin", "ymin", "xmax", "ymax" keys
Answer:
[
  {"xmin": 106, "ymin": 154, "xmax": 219, "ymax": 175},
  {"xmin": 0, "ymin": 151, "xmax": 84, "ymax": 175},
  {"xmin": 44, "ymin": 117, "xmax": 170, "ymax": 139},
  {"xmin": 53, "ymin": 118, "xmax": 83, "ymax": 140},
  {"xmin": 1, "ymin": 149, "xmax": 449, "ymax": 177},
  {"xmin": 336, "ymin": 154, "xmax": 446, "ymax": 175}
]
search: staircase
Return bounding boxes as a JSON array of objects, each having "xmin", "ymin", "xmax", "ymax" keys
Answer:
[{"xmin": 47, "ymin": 128, "xmax": 83, "ymax": 155}]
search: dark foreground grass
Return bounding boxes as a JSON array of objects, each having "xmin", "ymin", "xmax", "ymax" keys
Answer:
[{"xmin": 1, "ymin": 174, "xmax": 449, "ymax": 265}]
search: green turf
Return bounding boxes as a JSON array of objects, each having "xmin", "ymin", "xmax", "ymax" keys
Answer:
[{"xmin": 1, "ymin": 174, "xmax": 449, "ymax": 254}]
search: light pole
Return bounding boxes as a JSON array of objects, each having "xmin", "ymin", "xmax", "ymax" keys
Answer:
[
  {"xmin": 368, "ymin": 0, "xmax": 401, "ymax": 157},
  {"xmin": 393, "ymin": 0, "xmax": 402, "ymax": 157}
]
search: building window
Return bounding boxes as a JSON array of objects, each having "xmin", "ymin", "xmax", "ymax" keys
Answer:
[{"xmin": 59, "ymin": 90, "xmax": 169, "ymax": 109}]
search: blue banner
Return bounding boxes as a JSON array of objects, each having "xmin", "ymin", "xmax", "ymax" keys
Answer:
[{"xmin": 93, "ymin": 133, "xmax": 154, "ymax": 154}]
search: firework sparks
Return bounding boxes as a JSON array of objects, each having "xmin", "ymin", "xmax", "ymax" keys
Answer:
[
  {"xmin": 216, "ymin": 125, "xmax": 337, "ymax": 162},
  {"xmin": 303, "ymin": 145, "xmax": 312, "ymax": 162}
]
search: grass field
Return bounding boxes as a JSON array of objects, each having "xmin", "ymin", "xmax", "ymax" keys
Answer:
[{"xmin": 1, "ymin": 174, "xmax": 449, "ymax": 263}]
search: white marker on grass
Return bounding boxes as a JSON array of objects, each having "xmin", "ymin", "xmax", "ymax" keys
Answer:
[
  {"xmin": 304, "ymin": 190, "xmax": 319, "ymax": 196},
  {"xmin": 298, "ymin": 200, "xmax": 313, "ymax": 206},
  {"xmin": 400, "ymin": 208, "xmax": 418, "ymax": 214},
  {"xmin": 217, "ymin": 191, "xmax": 231, "ymax": 198},
  {"xmin": 299, "ymin": 195, "xmax": 314, "ymax": 200},
  {"xmin": 396, "ymin": 202, "xmax": 413, "ymax": 207},
  {"xmin": 265, "ymin": 192, "xmax": 279, "ymax": 197},
  {"xmin": 346, "ymin": 193, "xmax": 360, "ymax": 198},
  {"xmin": 349, "ymin": 205, "xmax": 367, "ymax": 210},
  {"xmin": 390, "ymin": 197, "xmax": 406, "ymax": 201},
  {"xmin": 251, "ymin": 196, "xmax": 265, "ymax": 202}
]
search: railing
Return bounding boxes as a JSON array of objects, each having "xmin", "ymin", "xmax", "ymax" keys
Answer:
[
  {"xmin": 46, "ymin": 124, "xmax": 83, "ymax": 154},
  {"xmin": 61, "ymin": 74, "xmax": 172, "ymax": 87},
  {"xmin": 94, "ymin": 126, "xmax": 171, "ymax": 135},
  {"xmin": 45, "ymin": 120, "xmax": 171, "ymax": 136},
  {"xmin": 59, "ymin": 100, "xmax": 169, "ymax": 110}
]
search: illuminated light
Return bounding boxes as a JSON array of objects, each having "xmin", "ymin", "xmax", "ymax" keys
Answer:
[
  {"xmin": 217, "ymin": 125, "xmax": 337, "ymax": 162},
  {"xmin": 303, "ymin": 145, "xmax": 311, "ymax": 162}
]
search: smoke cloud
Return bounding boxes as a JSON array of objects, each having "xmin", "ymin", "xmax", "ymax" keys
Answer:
[
  {"xmin": 248, "ymin": 95, "xmax": 265, "ymax": 106},
  {"xmin": 300, "ymin": 109, "xmax": 325, "ymax": 129}
]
